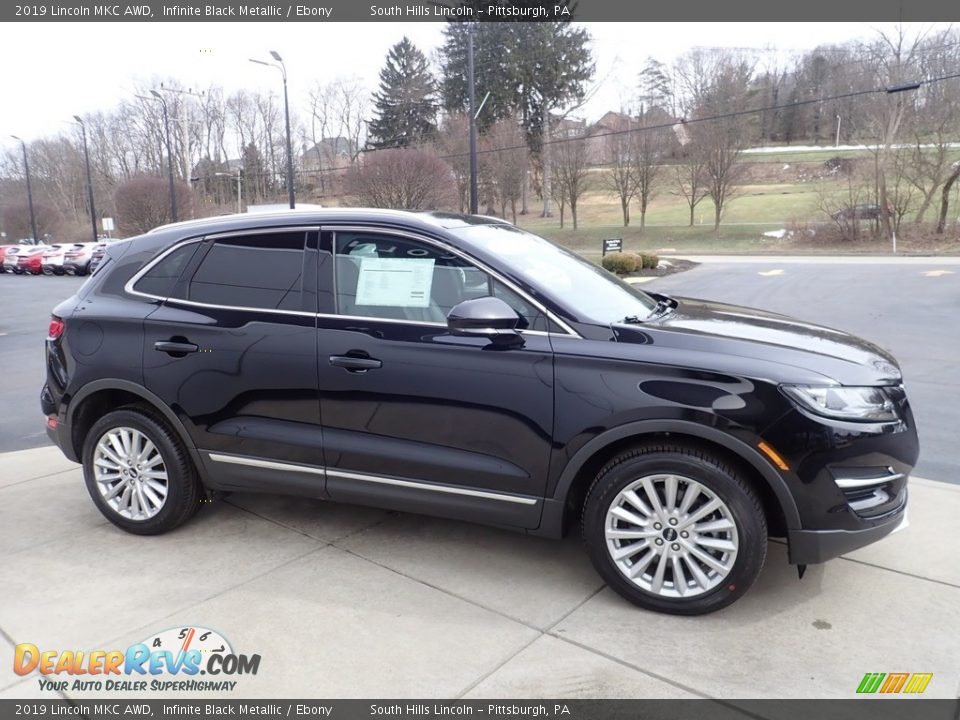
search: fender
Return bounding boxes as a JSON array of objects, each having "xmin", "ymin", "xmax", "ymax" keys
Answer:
[
  {"xmin": 538, "ymin": 419, "xmax": 801, "ymax": 538},
  {"xmin": 66, "ymin": 379, "xmax": 201, "ymax": 468}
]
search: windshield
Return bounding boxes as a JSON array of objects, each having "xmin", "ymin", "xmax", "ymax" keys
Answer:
[{"xmin": 448, "ymin": 223, "xmax": 658, "ymax": 324}]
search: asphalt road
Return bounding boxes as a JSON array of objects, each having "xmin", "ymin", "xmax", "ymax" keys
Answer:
[{"xmin": 0, "ymin": 261, "xmax": 955, "ymax": 482}]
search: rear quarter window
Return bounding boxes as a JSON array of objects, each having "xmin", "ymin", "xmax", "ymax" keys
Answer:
[{"xmin": 132, "ymin": 243, "xmax": 201, "ymax": 298}]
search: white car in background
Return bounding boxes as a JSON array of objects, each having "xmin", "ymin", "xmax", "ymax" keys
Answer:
[
  {"xmin": 42, "ymin": 244, "xmax": 78, "ymax": 275},
  {"xmin": 62, "ymin": 242, "xmax": 99, "ymax": 276}
]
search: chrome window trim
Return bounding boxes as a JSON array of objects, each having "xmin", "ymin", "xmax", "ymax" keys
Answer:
[
  {"xmin": 123, "ymin": 223, "xmax": 579, "ymax": 337},
  {"xmin": 327, "ymin": 224, "xmax": 581, "ymax": 338},
  {"xmin": 206, "ymin": 452, "xmax": 538, "ymax": 506}
]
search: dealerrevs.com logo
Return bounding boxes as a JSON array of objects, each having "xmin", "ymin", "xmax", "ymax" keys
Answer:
[{"xmin": 14, "ymin": 626, "xmax": 261, "ymax": 693}]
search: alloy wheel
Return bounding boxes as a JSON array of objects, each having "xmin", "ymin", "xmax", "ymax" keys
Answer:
[
  {"xmin": 605, "ymin": 473, "xmax": 739, "ymax": 598},
  {"xmin": 93, "ymin": 427, "xmax": 169, "ymax": 520}
]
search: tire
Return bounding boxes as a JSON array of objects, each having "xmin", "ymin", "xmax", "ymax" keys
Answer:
[
  {"xmin": 82, "ymin": 407, "xmax": 203, "ymax": 535},
  {"xmin": 582, "ymin": 442, "xmax": 767, "ymax": 615}
]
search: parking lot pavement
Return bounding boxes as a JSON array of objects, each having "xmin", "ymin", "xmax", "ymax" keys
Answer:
[{"xmin": 1, "ymin": 447, "xmax": 958, "ymax": 700}]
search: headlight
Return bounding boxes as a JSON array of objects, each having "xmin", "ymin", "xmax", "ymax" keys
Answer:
[{"xmin": 781, "ymin": 385, "xmax": 898, "ymax": 422}]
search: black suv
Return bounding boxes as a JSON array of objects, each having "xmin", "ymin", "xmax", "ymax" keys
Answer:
[{"xmin": 42, "ymin": 210, "xmax": 918, "ymax": 615}]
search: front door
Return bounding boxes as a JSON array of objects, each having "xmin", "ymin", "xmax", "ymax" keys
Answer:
[{"xmin": 316, "ymin": 227, "xmax": 556, "ymax": 528}]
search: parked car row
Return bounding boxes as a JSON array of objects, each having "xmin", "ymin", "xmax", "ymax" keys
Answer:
[{"xmin": 0, "ymin": 241, "xmax": 107, "ymax": 276}]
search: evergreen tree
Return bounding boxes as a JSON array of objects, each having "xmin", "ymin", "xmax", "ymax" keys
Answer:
[
  {"xmin": 368, "ymin": 37, "xmax": 438, "ymax": 149},
  {"xmin": 439, "ymin": 15, "xmax": 593, "ymax": 151}
]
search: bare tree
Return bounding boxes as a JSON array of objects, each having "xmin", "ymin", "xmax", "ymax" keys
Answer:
[
  {"xmin": 114, "ymin": 175, "xmax": 192, "ymax": 235},
  {"xmin": 346, "ymin": 148, "xmax": 456, "ymax": 210},
  {"xmin": 602, "ymin": 126, "xmax": 637, "ymax": 227},
  {"xmin": 436, "ymin": 112, "xmax": 471, "ymax": 213},
  {"xmin": 482, "ymin": 118, "xmax": 528, "ymax": 223},
  {"xmin": 673, "ymin": 145, "xmax": 709, "ymax": 227},
  {"xmin": 633, "ymin": 120, "xmax": 666, "ymax": 230},
  {"xmin": 552, "ymin": 135, "xmax": 591, "ymax": 230}
]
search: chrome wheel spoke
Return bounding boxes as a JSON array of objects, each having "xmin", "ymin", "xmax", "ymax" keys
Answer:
[
  {"xmin": 605, "ymin": 527, "xmax": 658, "ymax": 540},
  {"xmin": 611, "ymin": 540, "xmax": 650, "ymax": 561},
  {"xmin": 664, "ymin": 475, "xmax": 679, "ymax": 512},
  {"xmin": 683, "ymin": 554, "xmax": 712, "ymax": 591},
  {"xmin": 610, "ymin": 505, "xmax": 649, "ymax": 528},
  {"xmin": 679, "ymin": 484, "xmax": 701, "ymax": 514},
  {"xmin": 678, "ymin": 498, "xmax": 723, "ymax": 529},
  {"xmin": 695, "ymin": 518, "xmax": 735, "ymax": 533},
  {"xmin": 671, "ymin": 556, "xmax": 688, "ymax": 596},
  {"xmin": 682, "ymin": 541, "xmax": 730, "ymax": 575},
  {"xmin": 695, "ymin": 536, "xmax": 737, "ymax": 552},
  {"xmin": 639, "ymin": 477, "xmax": 666, "ymax": 517},
  {"xmin": 622, "ymin": 489, "xmax": 653, "ymax": 517},
  {"xmin": 650, "ymin": 550, "xmax": 669, "ymax": 593}
]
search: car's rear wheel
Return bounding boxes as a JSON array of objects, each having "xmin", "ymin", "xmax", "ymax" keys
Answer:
[
  {"xmin": 82, "ymin": 407, "xmax": 203, "ymax": 535},
  {"xmin": 582, "ymin": 442, "xmax": 767, "ymax": 615}
]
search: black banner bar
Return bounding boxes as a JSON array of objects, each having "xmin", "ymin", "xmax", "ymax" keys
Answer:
[
  {"xmin": 3, "ymin": 0, "xmax": 960, "ymax": 22},
  {"xmin": 0, "ymin": 700, "xmax": 958, "ymax": 720}
]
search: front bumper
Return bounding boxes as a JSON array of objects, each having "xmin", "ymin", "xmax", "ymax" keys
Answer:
[{"xmin": 788, "ymin": 492, "xmax": 908, "ymax": 564}]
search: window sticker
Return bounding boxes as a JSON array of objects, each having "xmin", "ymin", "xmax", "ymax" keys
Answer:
[{"xmin": 355, "ymin": 257, "xmax": 435, "ymax": 308}]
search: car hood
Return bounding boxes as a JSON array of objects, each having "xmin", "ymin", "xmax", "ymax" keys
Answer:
[{"xmin": 617, "ymin": 295, "xmax": 902, "ymax": 386}]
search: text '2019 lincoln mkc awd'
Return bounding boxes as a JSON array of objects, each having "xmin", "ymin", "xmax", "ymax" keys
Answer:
[{"xmin": 42, "ymin": 210, "xmax": 918, "ymax": 614}]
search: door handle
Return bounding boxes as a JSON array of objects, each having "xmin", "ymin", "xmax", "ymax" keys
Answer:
[
  {"xmin": 154, "ymin": 340, "xmax": 199, "ymax": 355},
  {"xmin": 329, "ymin": 355, "xmax": 382, "ymax": 372}
]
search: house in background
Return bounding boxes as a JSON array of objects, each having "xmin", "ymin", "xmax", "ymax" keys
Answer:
[{"xmin": 300, "ymin": 137, "xmax": 357, "ymax": 194}]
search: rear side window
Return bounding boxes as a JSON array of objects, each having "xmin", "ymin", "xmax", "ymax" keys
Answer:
[
  {"xmin": 132, "ymin": 243, "xmax": 200, "ymax": 298},
  {"xmin": 182, "ymin": 231, "xmax": 307, "ymax": 311}
]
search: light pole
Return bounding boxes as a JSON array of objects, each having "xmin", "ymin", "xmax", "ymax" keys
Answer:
[
  {"xmin": 9, "ymin": 136, "xmax": 39, "ymax": 243},
  {"xmin": 137, "ymin": 91, "xmax": 178, "ymax": 222},
  {"xmin": 250, "ymin": 51, "xmax": 295, "ymax": 209},
  {"xmin": 835, "ymin": 115, "xmax": 841, "ymax": 148},
  {"xmin": 216, "ymin": 170, "xmax": 243, "ymax": 214},
  {"xmin": 467, "ymin": 27, "xmax": 478, "ymax": 214},
  {"xmin": 73, "ymin": 116, "xmax": 98, "ymax": 243}
]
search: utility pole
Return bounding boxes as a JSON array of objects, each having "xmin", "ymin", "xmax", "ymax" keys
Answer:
[
  {"xmin": 250, "ymin": 52, "xmax": 296, "ymax": 208},
  {"xmin": 139, "ymin": 91, "xmax": 178, "ymax": 223},
  {"xmin": 73, "ymin": 117, "xmax": 98, "ymax": 243},
  {"xmin": 467, "ymin": 26, "xmax": 478, "ymax": 215},
  {"xmin": 9, "ymin": 136, "xmax": 39, "ymax": 243},
  {"xmin": 541, "ymin": 100, "xmax": 553, "ymax": 218},
  {"xmin": 161, "ymin": 85, "xmax": 205, "ymax": 181}
]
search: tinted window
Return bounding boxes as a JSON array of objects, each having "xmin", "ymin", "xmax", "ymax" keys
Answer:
[
  {"xmin": 183, "ymin": 232, "xmax": 306, "ymax": 311},
  {"xmin": 133, "ymin": 243, "xmax": 199, "ymax": 297},
  {"xmin": 333, "ymin": 232, "xmax": 548, "ymax": 330}
]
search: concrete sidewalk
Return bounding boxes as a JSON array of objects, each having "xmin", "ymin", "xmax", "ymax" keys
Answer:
[{"xmin": 1, "ymin": 446, "xmax": 958, "ymax": 700}]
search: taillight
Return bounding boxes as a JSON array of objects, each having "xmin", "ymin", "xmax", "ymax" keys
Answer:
[{"xmin": 48, "ymin": 316, "xmax": 65, "ymax": 341}]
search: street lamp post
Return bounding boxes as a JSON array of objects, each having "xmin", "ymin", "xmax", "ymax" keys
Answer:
[
  {"xmin": 73, "ymin": 116, "xmax": 98, "ymax": 243},
  {"xmin": 9, "ymin": 136, "xmax": 39, "ymax": 243},
  {"xmin": 216, "ymin": 170, "xmax": 243, "ymax": 214},
  {"xmin": 138, "ymin": 91, "xmax": 178, "ymax": 223},
  {"xmin": 250, "ymin": 51, "xmax": 295, "ymax": 209}
]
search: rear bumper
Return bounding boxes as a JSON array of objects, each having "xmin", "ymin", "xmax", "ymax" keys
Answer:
[
  {"xmin": 41, "ymin": 384, "xmax": 78, "ymax": 462},
  {"xmin": 787, "ymin": 491, "xmax": 908, "ymax": 564}
]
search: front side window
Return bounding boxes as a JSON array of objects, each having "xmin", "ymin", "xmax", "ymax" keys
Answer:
[
  {"xmin": 333, "ymin": 232, "xmax": 549, "ymax": 330},
  {"xmin": 448, "ymin": 223, "xmax": 658, "ymax": 324},
  {"xmin": 180, "ymin": 231, "xmax": 307, "ymax": 311}
]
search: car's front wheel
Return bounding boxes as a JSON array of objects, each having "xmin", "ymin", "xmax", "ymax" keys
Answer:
[
  {"xmin": 82, "ymin": 407, "xmax": 203, "ymax": 535},
  {"xmin": 582, "ymin": 442, "xmax": 767, "ymax": 615}
]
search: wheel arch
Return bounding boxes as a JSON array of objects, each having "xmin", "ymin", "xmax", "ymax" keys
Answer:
[
  {"xmin": 66, "ymin": 379, "xmax": 199, "ymax": 466},
  {"xmin": 539, "ymin": 420, "xmax": 800, "ymax": 540}
]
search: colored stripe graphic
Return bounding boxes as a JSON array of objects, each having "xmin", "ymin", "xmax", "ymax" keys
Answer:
[
  {"xmin": 857, "ymin": 672, "xmax": 932, "ymax": 694},
  {"xmin": 904, "ymin": 673, "xmax": 933, "ymax": 694},
  {"xmin": 880, "ymin": 673, "xmax": 909, "ymax": 693},
  {"xmin": 857, "ymin": 673, "xmax": 885, "ymax": 693}
]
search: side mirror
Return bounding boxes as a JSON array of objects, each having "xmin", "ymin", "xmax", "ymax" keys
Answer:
[{"xmin": 447, "ymin": 297, "xmax": 522, "ymax": 344}]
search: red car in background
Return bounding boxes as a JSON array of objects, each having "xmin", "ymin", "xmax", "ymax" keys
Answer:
[{"xmin": 15, "ymin": 246, "xmax": 48, "ymax": 275}]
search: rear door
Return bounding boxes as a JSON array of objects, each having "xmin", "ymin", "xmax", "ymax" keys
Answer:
[{"xmin": 138, "ymin": 227, "xmax": 326, "ymax": 497}]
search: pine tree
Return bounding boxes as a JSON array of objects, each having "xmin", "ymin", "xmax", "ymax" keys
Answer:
[{"xmin": 367, "ymin": 37, "xmax": 438, "ymax": 149}]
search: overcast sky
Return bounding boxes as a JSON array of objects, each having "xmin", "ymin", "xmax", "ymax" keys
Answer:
[{"xmin": 1, "ymin": 22, "xmax": 945, "ymax": 146}]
